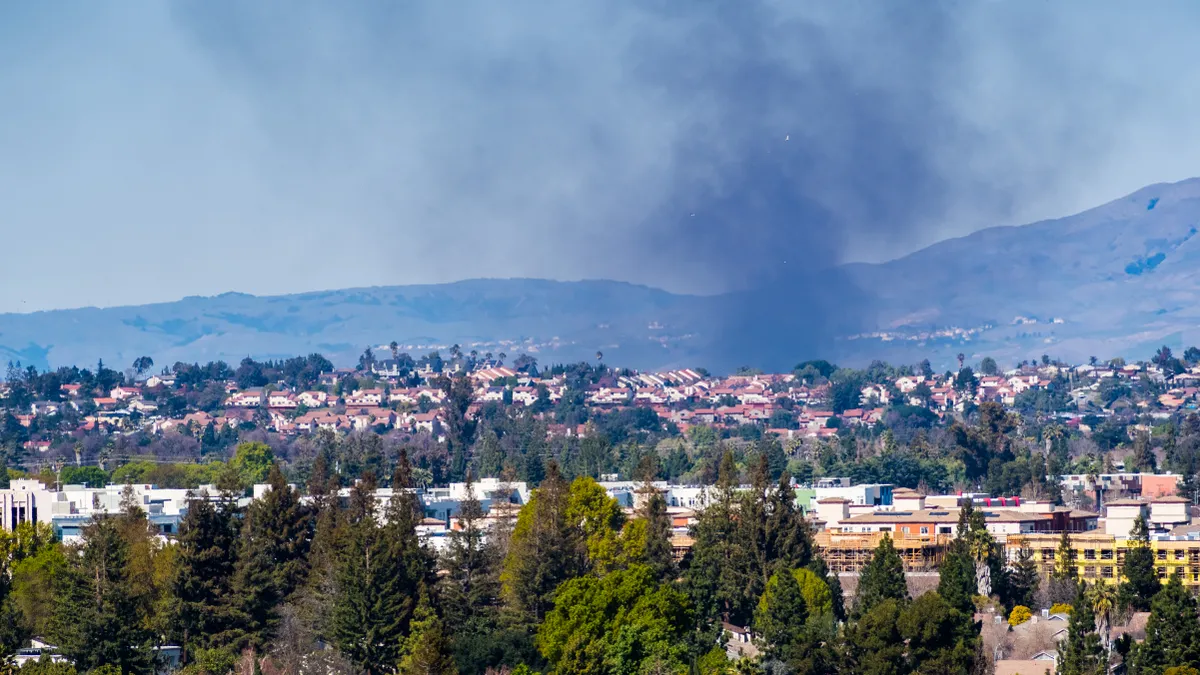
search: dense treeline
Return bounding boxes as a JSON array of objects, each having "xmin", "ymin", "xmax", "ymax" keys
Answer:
[{"xmin": 0, "ymin": 447, "xmax": 990, "ymax": 675}]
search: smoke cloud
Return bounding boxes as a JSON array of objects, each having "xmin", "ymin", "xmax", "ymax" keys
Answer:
[{"xmin": 2, "ymin": 1, "xmax": 1200, "ymax": 365}]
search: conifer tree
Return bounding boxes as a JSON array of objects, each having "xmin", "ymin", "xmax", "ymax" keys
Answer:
[
  {"xmin": 753, "ymin": 569, "xmax": 808, "ymax": 661},
  {"xmin": 1058, "ymin": 581, "xmax": 1105, "ymax": 675},
  {"xmin": 501, "ymin": 461, "xmax": 582, "ymax": 624},
  {"xmin": 329, "ymin": 471, "xmax": 420, "ymax": 675},
  {"xmin": 442, "ymin": 470, "xmax": 500, "ymax": 624},
  {"xmin": 172, "ymin": 491, "xmax": 239, "ymax": 661},
  {"xmin": 1135, "ymin": 571, "xmax": 1200, "ymax": 675},
  {"xmin": 1121, "ymin": 514, "xmax": 1160, "ymax": 612},
  {"xmin": 764, "ymin": 471, "xmax": 813, "ymax": 573},
  {"xmin": 51, "ymin": 516, "xmax": 153, "ymax": 674},
  {"xmin": 222, "ymin": 463, "xmax": 314, "ymax": 651},
  {"xmin": 1050, "ymin": 529, "xmax": 1080, "ymax": 606},
  {"xmin": 634, "ymin": 455, "xmax": 676, "ymax": 582},
  {"xmin": 1007, "ymin": 543, "xmax": 1041, "ymax": 610},
  {"xmin": 854, "ymin": 534, "xmax": 909, "ymax": 618},
  {"xmin": 685, "ymin": 450, "xmax": 747, "ymax": 624},
  {"xmin": 398, "ymin": 589, "xmax": 459, "ymax": 675}
]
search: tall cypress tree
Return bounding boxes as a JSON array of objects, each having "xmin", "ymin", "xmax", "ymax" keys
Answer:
[
  {"xmin": 854, "ymin": 534, "xmax": 909, "ymax": 618},
  {"xmin": 1057, "ymin": 581, "xmax": 1105, "ymax": 675},
  {"xmin": 765, "ymin": 471, "xmax": 813, "ymax": 573},
  {"xmin": 51, "ymin": 516, "xmax": 153, "ymax": 674},
  {"xmin": 1007, "ymin": 543, "xmax": 1040, "ymax": 610},
  {"xmin": 753, "ymin": 569, "xmax": 808, "ymax": 661}
]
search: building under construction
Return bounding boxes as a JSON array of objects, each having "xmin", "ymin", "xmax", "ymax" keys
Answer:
[{"xmin": 815, "ymin": 531, "xmax": 953, "ymax": 573}]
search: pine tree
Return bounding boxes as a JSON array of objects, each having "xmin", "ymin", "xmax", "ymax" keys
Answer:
[
  {"xmin": 937, "ymin": 538, "xmax": 977, "ymax": 615},
  {"xmin": 1050, "ymin": 529, "xmax": 1080, "ymax": 606},
  {"xmin": 1008, "ymin": 543, "xmax": 1041, "ymax": 610},
  {"xmin": 1121, "ymin": 514, "xmax": 1160, "ymax": 612},
  {"xmin": 807, "ymin": 556, "xmax": 845, "ymax": 622},
  {"xmin": 398, "ymin": 589, "xmax": 459, "ymax": 675},
  {"xmin": 1058, "ymin": 581, "xmax": 1105, "ymax": 675},
  {"xmin": 854, "ymin": 533, "xmax": 909, "ymax": 618},
  {"xmin": 753, "ymin": 569, "xmax": 808, "ymax": 661},
  {"xmin": 51, "ymin": 516, "xmax": 153, "ymax": 674},
  {"xmin": 329, "ymin": 471, "xmax": 422, "ymax": 675},
  {"xmin": 501, "ymin": 461, "xmax": 583, "ymax": 624},
  {"xmin": 684, "ymin": 449, "xmax": 746, "ymax": 625},
  {"xmin": 172, "ymin": 491, "xmax": 239, "ymax": 662},
  {"xmin": 764, "ymin": 471, "xmax": 813, "ymax": 573},
  {"xmin": 1135, "ymin": 571, "xmax": 1200, "ymax": 675},
  {"xmin": 222, "ymin": 463, "xmax": 314, "ymax": 651},
  {"xmin": 634, "ymin": 455, "xmax": 676, "ymax": 583}
]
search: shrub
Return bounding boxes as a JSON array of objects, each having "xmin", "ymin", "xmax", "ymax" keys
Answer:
[
  {"xmin": 1008, "ymin": 605, "xmax": 1033, "ymax": 626},
  {"xmin": 1049, "ymin": 602, "xmax": 1073, "ymax": 615}
]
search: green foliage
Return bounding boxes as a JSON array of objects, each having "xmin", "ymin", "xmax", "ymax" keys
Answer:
[
  {"xmin": 1121, "ymin": 514, "xmax": 1160, "ymax": 612},
  {"xmin": 1135, "ymin": 571, "xmax": 1200, "ymax": 675},
  {"xmin": 536, "ymin": 564, "xmax": 694, "ymax": 675},
  {"xmin": 854, "ymin": 534, "xmax": 909, "ymax": 618},
  {"xmin": 51, "ymin": 516, "xmax": 153, "ymax": 674},
  {"xmin": 229, "ymin": 442, "xmax": 274, "ymax": 488},
  {"xmin": 1057, "ymin": 583, "xmax": 1105, "ymax": 675},
  {"xmin": 398, "ymin": 590, "xmax": 458, "ymax": 675},
  {"xmin": 754, "ymin": 569, "xmax": 807, "ymax": 659},
  {"xmin": 58, "ymin": 465, "xmax": 108, "ymax": 488},
  {"xmin": 18, "ymin": 655, "xmax": 78, "ymax": 675},
  {"xmin": 897, "ymin": 592, "xmax": 978, "ymax": 675},
  {"xmin": 502, "ymin": 463, "xmax": 584, "ymax": 624}
]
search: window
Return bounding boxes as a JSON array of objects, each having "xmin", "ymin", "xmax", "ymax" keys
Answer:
[
  {"xmin": 1176, "ymin": 550, "xmax": 1187, "ymax": 560},
  {"xmin": 1101, "ymin": 566, "xmax": 1114, "ymax": 578},
  {"xmin": 902, "ymin": 527, "xmax": 910, "ymax": 534},
  {"xmin": 940, "ymin": 527, "xmax": 953, "ymax": 534},
  {"xmin": 1158, "ymin": 567, "xmax": 1168, "ymax": 578},
  {"xmin": 920, "ymin": 526, "xmax": 929, "ymax": 535},
  {"xmin": 1084, "ymin": 566, "xmax": 1096, "ymax": 578},
  {"xmin": 1084, "ymin": 549, "xmax": 1096, "ymax": 560},
  {"xmin": 1158, "ymin": 550, "xmax": 1168, "ymax": 561},
  {"xmin": 1101, "ymin": 549, "xmax": 1113, "ymax": 560}
]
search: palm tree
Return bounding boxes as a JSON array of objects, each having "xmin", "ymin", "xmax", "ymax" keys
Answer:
[
  {"xmin": 1088, "ymin": 581, "xmax": 1117, "ymax": 651},
  {"xmin": 969, "ymin": 528, "xmax": 994, "ymax": 598},
  {"xmin": 497, "ymin": 352, "xmax": 507, "ymax": 366},
  {"xmin": 957, "ymin": 353, "xmax": 965, "ymax": 370},
  {"xmin": 596, "ymin": 350, "xmax": 603, "ymax": 364},
  {"xmin": 390, "ymin": 341, "xmax": 400, "ymax": 362}
]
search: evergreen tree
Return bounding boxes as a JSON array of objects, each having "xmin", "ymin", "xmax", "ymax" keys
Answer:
[
  {"xmin": 898, "ymin": 591, "xmax": 979, "ymax": 675},
  {"xmin": 1058, "ymin": 581, "xmax": 1105, "ymax": 675},
  {"xmin": 1121, "ymin": 514, "xmax": 1160, "ymax": 612},
  {"xmin": 222, "ymin": 463, "xmax": 314, "ymax": 651},
  {"xmin": 937, "ymin": 540, "xmax": 977, "ymax": 616},
  {"xmin": 1050, "ymin": 529, "xmax": 1080, "ymax": 606},
  {"xmin": 854, "ymin": 534, "xmax": 909, "ymax": 618},
  {"xmin": 329, "ymin": 471, "xmax": 424, "ymax": 675},
  {"xmin": 753, "ymin": 569, "xmax": 808, "ymax": 660},
  {"xmin": 685, "ymin": 450, "xmax": 749, "ymax": 625},
  {"xmin": 172, "ymin": 491, "xmax": 239, "ymax": 661},
  {"xmin": 764, "ymin": 471, "xmax": 813, "ymax": 573},
  {"xmin": 1007, "ymin": 543, "xmax": 1041, "ymax": 611},
  {"xmin": 842, "ymin": 599, "xmax": 906, "ymax": 675},
  {"xmin": 501, "ymin": 461, "xmax": 583, "ymax": 624},
  {"xmin": 51, "ymin": 516, "xmax": 153, "ymax": 674},
  {"xmin": 807, "ymin": 556, "xmax": 845, "ymax": 622},
  {"xmin": 634, "ymin": 456, "xmax": 676, "ymax": 583},
  {"xmin": 1135, "ymin": 571, "xmax": 1200, "ymax": 675},
  {"xmin": 398, "ymin": 589, "xmax": 459, "ymax": 675}
]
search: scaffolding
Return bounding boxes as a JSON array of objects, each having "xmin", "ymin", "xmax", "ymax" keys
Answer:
[{"xmin": 815, "ymin": 531, "xmax": 953, "ymax": 573}]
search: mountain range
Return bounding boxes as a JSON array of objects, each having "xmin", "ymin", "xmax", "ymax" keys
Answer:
[{"xmin": 4, "ymin": 178, "xmax": 1200, "ymax": 373}]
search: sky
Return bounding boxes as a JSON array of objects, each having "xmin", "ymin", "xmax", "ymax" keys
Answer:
[{"xmin": 2, "ymin": 2, "xmax": 1200, "ymax": 313}]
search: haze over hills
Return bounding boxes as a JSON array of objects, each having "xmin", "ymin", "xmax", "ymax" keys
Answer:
[{"xmin": 4, "ymin": 178, "xmax": 1200, "ymax": 373}]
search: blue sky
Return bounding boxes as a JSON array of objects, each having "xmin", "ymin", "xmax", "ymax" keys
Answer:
[{"xmin": 2, "ymin": 1, "xmax": 1200, "ymax": 312}]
